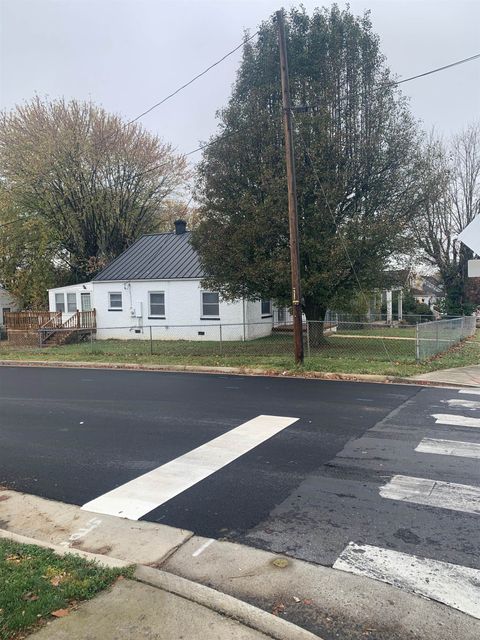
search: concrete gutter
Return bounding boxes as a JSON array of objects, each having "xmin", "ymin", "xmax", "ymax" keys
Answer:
[
  {"xmin": 1, "ymin": 356, "xmax": 476, "ymax": 388},
  {"xmin": 135, "ymin": 565, "xmax": 320, "ymax": 640}
]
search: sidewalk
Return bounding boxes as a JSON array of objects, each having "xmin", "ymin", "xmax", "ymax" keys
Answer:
[
  {"xmin": 1, "ymin": 489, "xmax": 479, "ymax": 640},
  {"xmin": 29, "ymin": 572, "xmax": 298, "ymax": 640},
  {"xmin": 413, "ymin": 364, "xmax": 480, "ymax": 387}
]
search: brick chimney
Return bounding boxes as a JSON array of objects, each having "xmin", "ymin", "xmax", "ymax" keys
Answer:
[{"xmin": 174, "ymin": 219, "xmax": 187, "ymax": 235}]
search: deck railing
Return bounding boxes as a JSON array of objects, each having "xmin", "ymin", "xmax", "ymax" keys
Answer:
[{"xmin": 4, "ymin": 311, "xmax": 60, "ymax": 330}]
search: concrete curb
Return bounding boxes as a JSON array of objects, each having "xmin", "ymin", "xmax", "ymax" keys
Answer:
[
  {"xmin": 134, "ymin": 564, "xmax": 320, "ymax": 640},
  {"xmin": 0, "ymin": 528, "xmax": 130, "ymax": 569},
  {"xmin": 0, "ymin": 358, "xmax": 418, "ymax": 384},
  {"xmin": 1, "ymin": 357, "xmax": 475, "ymax": 388},
  {"xmin": 0, "ymin": 526, "xmax": 320, "ymax": 639}
]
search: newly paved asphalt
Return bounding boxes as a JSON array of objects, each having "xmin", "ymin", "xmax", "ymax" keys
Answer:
[{"xmin": 1, "ymin": 366, "xmax": 479, "ymax": 574}]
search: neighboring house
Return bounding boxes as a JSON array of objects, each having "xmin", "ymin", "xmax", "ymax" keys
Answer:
[
  {"xmin": 0, "ymin": 285, "xmax": 20, "ymax": 326},
  {"xmin": 411, "ymin": 274, "xmax": 444, "ymax": 308},
  {"xmin": 48, "ymin": 220, "xmax": 275, "ymax": 341}
]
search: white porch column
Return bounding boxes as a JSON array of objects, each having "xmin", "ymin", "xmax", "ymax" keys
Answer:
[
  {"xmin": 398, "ymin": 290, "xmax": 403, "ymax": 322},
  {"xmin": 386, "ymin": 290, "xmax": 393, "ymax": 325}
]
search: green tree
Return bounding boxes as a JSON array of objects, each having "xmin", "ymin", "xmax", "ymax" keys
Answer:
[
  {"xmin": 0, "ymin": 187, "xmax": 64, "ymax": 308},
  {"xmin": 0, "ymin": 98, "xmax": 190, "ymax": 285},
  {"xmin": 192, "ymin": 6, "xmax": 422, "ymax": 320}
]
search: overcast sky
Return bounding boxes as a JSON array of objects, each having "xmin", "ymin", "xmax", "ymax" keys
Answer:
[{"xmin": 1, "ymin": 0, "xmax": 479, "ymax": 160}]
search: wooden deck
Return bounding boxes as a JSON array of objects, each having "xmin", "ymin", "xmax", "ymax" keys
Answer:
[{"xmin": 4, "ymin": 310, "xmax": 96, "ymax": 346}]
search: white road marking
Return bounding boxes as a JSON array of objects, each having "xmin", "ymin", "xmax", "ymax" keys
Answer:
[
  {"xmin": 459, "ymin": 389, "xmax": 480, "ymax": 396},
  {"xmin": 192, "ymin": 538, "xmax": 215, "ymax": 557},
  {"xmin": 444, "ymin": 398, "xmax": 480, "ymax": 410},
  {"xmin": 416, "ymin": 438, "xmax": 480, "ymax": 459},
  {"xmin": 333, "ymin": 542, "xmax": 480, "ymax": 619},
  {"xmin": 380, "ymin": 475, "xmax": 480, "ymax": 515},
  {"xmin": 82, "ymin": 414, "xmax": 298, "ymax": 520},
  {"xmin": 432, "ymin": 413, "xmax": 480, "ymax": 428}
]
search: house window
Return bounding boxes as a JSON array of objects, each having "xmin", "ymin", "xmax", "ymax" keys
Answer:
[
  {"xmin": 55, "ymin": 293, "xmax": 65, "ymax": 313},
  {"xmin": 67, "ymin": 292, "xmax": 77, "ymax": 313},
  {"xmin": 261, "ymin": 299, "xmax": 272, "ymax": 317},
  {"xmin": 108, "ymin": 292, "xmax": 122, "ymax": 311},
  {"xmin": 149, "ymin": 292, "xmax": 165, "ymax": 317},
  {"xmin": 81, "ymin": 292, "xmax": 92, "ymax": 312},
  {"xmin": 201, "ymin": 292, "xmax": 220, "ymax": 318}
]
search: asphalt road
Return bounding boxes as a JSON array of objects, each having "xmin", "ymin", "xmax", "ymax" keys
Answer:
[{"xmin": 1, "ymin": 366, "xmax": 479, "ymax": 578}]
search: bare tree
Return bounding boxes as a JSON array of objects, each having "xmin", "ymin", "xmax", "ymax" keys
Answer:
[
  {"xmin": 0, "ymin": 97, "xmax": 191, "ymax": 283},
  {"xmin": 414, "ymin": 123, "xmax": 480, "ymax": 313}
]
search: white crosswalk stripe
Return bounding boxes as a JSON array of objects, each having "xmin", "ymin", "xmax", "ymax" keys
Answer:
[
  {"xmin": 432, "ymin": 413, "xmax": 480, "ymax": 428},
  {"xmin": 333, "ymin": 543, "xmax": 480, "ymax": 619},
  {"xmin": 416, "ymin": 437, "xmax": 480, "ymax": 459},
  {"xmin": 444, "ymin": 398, "xmax": 480, "ymax": 410},
  {"xmin": 82, "ymin": 414, "xmax": 298, "ymax": 520},
  {"xmin": 380, "ymin": 474, "xmax": 480, "ymax": 515},
  {"xmin": 332, "ymin": 393, "xmax": 480, "ymax": 616}
]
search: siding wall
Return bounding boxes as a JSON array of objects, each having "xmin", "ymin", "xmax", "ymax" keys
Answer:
[
  {"xmin": 0, "ymin": 288, "xmax": 20, "ymax": 325},
  {"xmin": 48, "ymin": 279, "xmax": 274, "ymax": 341}
]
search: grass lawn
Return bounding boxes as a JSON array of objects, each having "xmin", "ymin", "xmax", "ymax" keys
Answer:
[
  {"xmin": 0, "ymin": 539, "xmax": 131, "ymax": 640},
  {"xmin": 0, "ymin": 331, "xmax": 479, "ymax": 378}
]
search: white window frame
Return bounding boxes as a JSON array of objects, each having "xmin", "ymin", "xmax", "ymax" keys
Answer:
[
  {"xmin": 55, "ymin": 293, "xmax": 65, "ymax": 313},
  {"xmin": 148, "ymin": 291, "xmax": 166, "ymax": 318},
  {"xmin": 201, "ymin": 291, "xmax": 220, "ymax": 319},
  {"xmin": 261, "ymin": 299, "xmax": 272, "ymax": 317},
  {"xmin": 67, "ymin": 292, "xmax": 77, "ymax": 313},
  {"xmin": 108, "ymin": 292, "xmax": 123, "ymax": 311}
]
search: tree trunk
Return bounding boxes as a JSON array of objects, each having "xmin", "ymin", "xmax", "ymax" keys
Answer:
[{"xmin": 303, "ymin": 300, "xmax": 328, "ymax": 347}]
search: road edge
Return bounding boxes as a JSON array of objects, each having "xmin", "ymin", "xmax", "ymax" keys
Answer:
[{"xmin": 0, "ymin": 357, "xmax": 467, "ymax": 388}]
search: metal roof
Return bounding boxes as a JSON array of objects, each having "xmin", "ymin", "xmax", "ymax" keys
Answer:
[{"xmin": 93, "ymin": 232, "xmax": 204, "ymax": 281}]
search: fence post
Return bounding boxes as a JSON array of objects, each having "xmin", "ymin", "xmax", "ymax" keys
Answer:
[
  {"xmin": 415, "ymin": 323, "xmax": 420, "ymax": 362},
  {"xmin": 436, "ymin": 321, "xmax": 439, "ymax": 352},
  {"xmin": 149, "ymin": 325, "xmax": 153, "ymax": 355},
  {"xmin": 306, "ymin": 321, "xmax": 311, "ymax": 358},
  {"xmin": 219, "ymin": 324, "xmax": 223, "ymax": 355}
]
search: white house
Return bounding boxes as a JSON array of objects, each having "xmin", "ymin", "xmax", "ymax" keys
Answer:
[
  {"xmin": 0, "ymin": 285, "xmax": 20, "ymax": 326},
  {"xmin": 48, "ymin": 220, "xmax": 276, "ymax": 341}
]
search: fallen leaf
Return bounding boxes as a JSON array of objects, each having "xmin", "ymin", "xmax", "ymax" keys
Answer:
[
  {"xmin": 271, "ymin": 601, "xmax": 286, "ymax": 616},
  {"xmin": 303, "ymin": 599, "xmax": 313, "ymax": 605},
  {"xmin": 22, "ymin": 592, "xmax": 39, "ymax": 602},
  {"xmin": 272, "ymin": 558, "xmax": 289, "ymax": 568},
  {"xmin": 51, "ymin": 609, "xmax": 70, "ymax": 618}
]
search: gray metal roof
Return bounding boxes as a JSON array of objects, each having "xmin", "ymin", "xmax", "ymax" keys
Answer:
[{"xmin": 93, "ymin": 232, "xmax": 204, "ymax": 281}]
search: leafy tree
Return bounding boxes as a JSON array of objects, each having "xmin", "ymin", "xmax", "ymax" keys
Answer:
[
  {"xmin": 192, "ymin": 6, "xmax": 422, "ymax": 320},
  {"xmin": 0, "ymin": 98, "xmax": 190, "ymax": 285},
  {"xmin": 0, "ymin": 187, "xmax": 65, "ymax": 308}
]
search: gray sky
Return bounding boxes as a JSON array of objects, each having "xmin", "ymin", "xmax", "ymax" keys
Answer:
[{"xmin": 1, "ymin": 0, "xmax": 479, "ymax": 160}]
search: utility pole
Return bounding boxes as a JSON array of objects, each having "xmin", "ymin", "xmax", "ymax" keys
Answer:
[{"xmin": 276, "ymin": 9, "xmax": 304, "ymax": 365}]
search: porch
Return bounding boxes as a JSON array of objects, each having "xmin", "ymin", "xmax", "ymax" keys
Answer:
[{"xmin": 4, "ymin": 310, "xmax": 96, "ymax": 346}]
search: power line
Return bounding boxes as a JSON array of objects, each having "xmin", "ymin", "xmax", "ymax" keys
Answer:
[
  {"xmin": 127, "ymin": 31, "xmax": 259, "ymax": 125},
  {"xmin": 387, "ymin": 51, "xmax": 480, "ymax": 87},
  {"xmin": 295, "ymin": 51, "xmax": 480, "ymax": 112}
]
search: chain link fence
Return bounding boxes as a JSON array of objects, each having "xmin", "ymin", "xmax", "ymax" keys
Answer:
[
  {"xmin": 1, "ymin": 316, "xmax": 476, "ymax": 365},
  {"xmin": 415, "ymin": 316, "xmax": 477, "ymax": 361}
]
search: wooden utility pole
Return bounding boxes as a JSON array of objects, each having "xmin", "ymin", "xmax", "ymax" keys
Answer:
[{"xmin": 276, "ymin": 9, "xmax": 304, "ymax": 365}]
